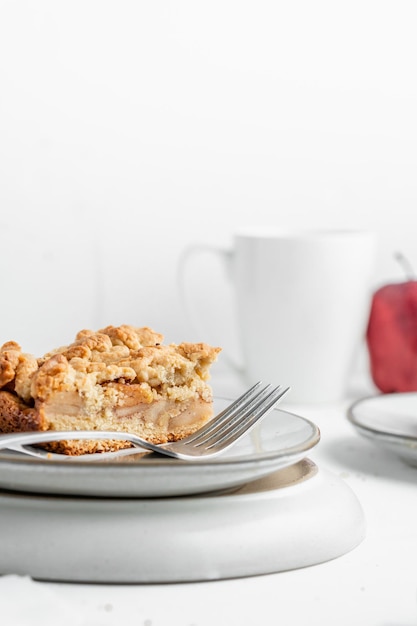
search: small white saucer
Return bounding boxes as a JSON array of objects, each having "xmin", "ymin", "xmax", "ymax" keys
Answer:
[
  {"xmin": 348, "ymin": 392, "xmax": 417, "ymax": 467},
  {"xmin": 0, "ymin": 459, "xmax": 365, "ymax": 583}
]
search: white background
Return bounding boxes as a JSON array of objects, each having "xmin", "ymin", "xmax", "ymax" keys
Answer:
[
  {"xmin": 1, "ymin": 0, "xmax": 416, "ymax": 361},
  {"xmin": 1, "ymin": 5, "xmax": 417, "ymax": 623}
]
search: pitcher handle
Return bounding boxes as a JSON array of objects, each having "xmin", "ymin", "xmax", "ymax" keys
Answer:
[{"xmin": 177, "ymin": 244, "xmax": 244, "ymax": 376}]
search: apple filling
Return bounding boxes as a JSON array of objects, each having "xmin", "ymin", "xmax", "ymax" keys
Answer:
[{"xmin": 0, "ymin": 325, "xmax": 221, "ymax": 455}]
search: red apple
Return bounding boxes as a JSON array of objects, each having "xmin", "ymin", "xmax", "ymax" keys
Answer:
[{"xmin": 367, "ymin": 253, "xmax": 417, "ymax": 392}]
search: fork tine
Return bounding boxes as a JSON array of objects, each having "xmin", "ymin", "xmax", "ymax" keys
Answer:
[
  {"xmin": 181, "ymin": 381, "xmax": 264, "ymax": 443},
  {"xmin": 203, "ymin": 385, "xmax": 290, "ymax": 451},
  {"xmin": 190, "ymin": 383, "xmax": 275, "ymax": 446}
]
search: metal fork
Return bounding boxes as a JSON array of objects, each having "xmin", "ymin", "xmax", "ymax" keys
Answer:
[{"xmin": 0, "ymin": 382, "xmax": 289, "ymax": 461}]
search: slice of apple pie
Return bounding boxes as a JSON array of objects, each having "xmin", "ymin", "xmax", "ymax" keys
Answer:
[{"xmin": 0, "ymin": 325, "xmax": 221, "ymax": 455}]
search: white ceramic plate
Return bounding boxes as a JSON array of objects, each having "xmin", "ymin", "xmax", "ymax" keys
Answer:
[
  {"xmin": 0, "ymin": 398, "xmax": 320, "ymax": 498},
  {"xmin": 0, "ymin": 461, "xmax": 366, "ymax": 583},
  {"xmin": 348, "ymin": 392, "xmax": 417, "ymax": 467}
]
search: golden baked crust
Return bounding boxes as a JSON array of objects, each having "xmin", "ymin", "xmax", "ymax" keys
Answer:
[{"xmin": 0, "ymin": 325, "xmax": 221, "ymax": 455}]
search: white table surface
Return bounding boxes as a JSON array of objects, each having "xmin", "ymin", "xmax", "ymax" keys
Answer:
[{"xmin": 1, "ymin": 371, "xmax": 416, "ymax": 626}]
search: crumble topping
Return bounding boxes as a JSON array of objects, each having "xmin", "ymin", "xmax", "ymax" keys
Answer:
[{"xmin": 0, "ymin": 325, "xmax": 221, "ymax": 416}]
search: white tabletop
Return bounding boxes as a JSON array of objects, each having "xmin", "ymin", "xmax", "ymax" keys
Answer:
[{"xmin": 1, "ymin": 371, "xmax": 416, "ymax": 626}]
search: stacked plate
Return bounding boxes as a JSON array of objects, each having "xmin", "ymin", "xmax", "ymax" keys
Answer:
[{"xmin": 0, "ymin": 398, "xmax": 365, "ymax": 582}]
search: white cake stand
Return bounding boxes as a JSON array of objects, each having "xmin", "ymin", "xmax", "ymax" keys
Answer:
[{"xmin": 0, "ymin": 458, "xmax": 365, "ymax": 583}]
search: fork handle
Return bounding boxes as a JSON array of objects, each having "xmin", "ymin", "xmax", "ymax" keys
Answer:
[{"xmin": 0, "ymin": 430, "xmax": 148, "ymax": 451}]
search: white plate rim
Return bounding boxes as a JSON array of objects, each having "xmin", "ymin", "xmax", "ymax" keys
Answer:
[
  {"xmin": 0, "ymin": 398, "xmax": 320, "ymax": 497},
  {"xmin": 347, "ymin": 392, "xmax": 417, "ymax": 445}
]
